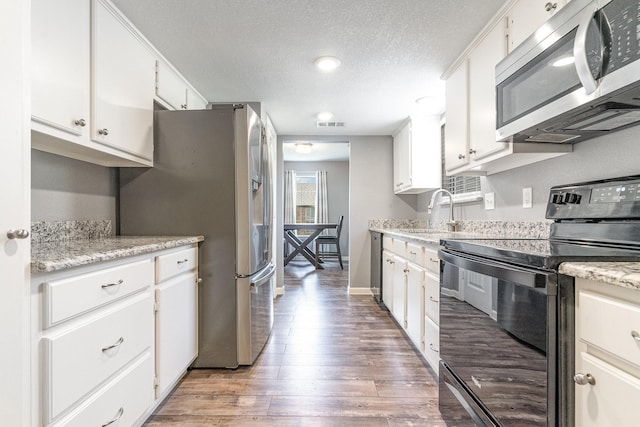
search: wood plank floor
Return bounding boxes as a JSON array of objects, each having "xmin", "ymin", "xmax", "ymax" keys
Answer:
[{"xmin": 144, "ymin": 259, "xmax": 445, "ymax": 426}]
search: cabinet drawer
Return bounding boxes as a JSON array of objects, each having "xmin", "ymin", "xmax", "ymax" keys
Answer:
[
  {"xmin": 424, "ymin": 316, "xmax": 440, "ymax": 374},
  {"xmin": 44, "ymin": 259, "xmax": 153, "ymax": 326},
  {"xmin": 155, "ymin": 246, "xmax": 198, "ymax": 283},
  {"xmin": 44, "ymin": 292, "xmax": 152, "ymax": 421},
  {"xmin": 406, "ymin": 242, "xmax": 425, "ymax": 267},
  {"xmin": 575, "ymin": 352, "xmax": 640, "ymax": 427},
  {"xmin": 424, "ymin": 247, "xmax": 440, "ymax": 274},
  {"xmin": 579, "ymin": 290, "xmax": 640, "ymax": 368},
  {"xmin": 53, "ymin": 352, "xmax": 153, "ymax": 427},
  {"xmin": 387, "ymin": 238, "xmax": 406, "ymax": 258},
  {"xmin": 424, "ymin": 272, "xmax": 440, "ymax": 325}
]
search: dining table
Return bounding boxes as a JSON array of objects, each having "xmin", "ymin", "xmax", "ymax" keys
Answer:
[{"xmin": 283, "ymin": 222, "xmax": 338, "ymax": 268}]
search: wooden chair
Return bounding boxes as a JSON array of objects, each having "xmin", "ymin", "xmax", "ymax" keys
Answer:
[{"xmin": 315, "ymin": 216, "xmax": 344, "ymax": 269}]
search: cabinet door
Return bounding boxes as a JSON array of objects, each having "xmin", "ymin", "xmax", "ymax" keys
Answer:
[
  {"xmin": 509, "ymin": 0, "xmax": 566, "ymax": 52},
  {"xmin": 155, "ymin": 273, "xmax": 198, "ymax": 397},
  {"xmin": 393, "ymin": 123, "xmax": 411, "ymax": 193},
  {"xmin": 444, "ymin": 60, "xmax": 469, "ymax": 171},
  {"xmin": 32, "ymin": 0, "xmax": 90, "ymax": 136},
  {"xmin": 406, "ymin": 263, "xmax": 424, "ymax": 349},
  {"xmin": 468, "ymin": 21, "xmax": 509, "ymax": 161},
  {"xmin": 92, "ymin": 0, "xmax": 155, "ymax": 162},
  {"xmin": 392, "ymin": 259, "xmax": 407, "ymax": 327},
  {"xmin": 382, "ymin": 251, "xmax": 394, "ymax": 311},
  {"xmin": 575, "ymin": 352, "xmax": 640, "ymax": 427},
  {"xmin": 186, "ymin": 87, "xmax": 208, "ymax": 110},
  {"xmin": 156, "ymin": 60, "xmax": 187, "ymax": 110}
]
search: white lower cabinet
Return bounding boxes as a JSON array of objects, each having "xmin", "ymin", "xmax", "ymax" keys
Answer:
[
  {"xmin": 31, "ymin": 244, "xmax": 199, "ymax": 426},
  {"xmin": 575, "ymin": 278, "xmax": 640, "ymax": 427},
  {"xmin": 381, "ymin": 234, "xmax": 440, "ymax": 374},
  {"xmin": 154, "ymin": 247, "xmax": 199, "ymax": 399}
]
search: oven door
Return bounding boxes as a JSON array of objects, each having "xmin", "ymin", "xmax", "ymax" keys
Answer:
[{"xmin": 438, "ymin": 249, "xmax": 564, "ymax": 426}]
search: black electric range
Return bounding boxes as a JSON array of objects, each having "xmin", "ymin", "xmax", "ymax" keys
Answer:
[{"xmin": 437, "ymin": 175, "xmax": 640, "ymax": 427}]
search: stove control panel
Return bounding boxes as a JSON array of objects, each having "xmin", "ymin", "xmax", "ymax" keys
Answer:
[{"xmin": 546, "ymin": 176, "xmax": 640, "ymax": 220}]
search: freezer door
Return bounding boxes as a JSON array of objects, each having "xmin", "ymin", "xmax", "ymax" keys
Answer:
[
  {"xmin": 237, "ymin": 263, "xmax": 275, "ymax": 365},
  {"xmin": 235, "ymin": 106, "xmax": 272, "ymax": 275}
]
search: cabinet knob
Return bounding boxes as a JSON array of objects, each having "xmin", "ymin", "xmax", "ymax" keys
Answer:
[
  {"xmin": 74, "ymin": 118, "xmax": 86, "ymax": 127},
  {"xmin": 181, "ymin": 104, "xmax": 188, "ymax": 109},
  {"xmin": 6, "ymin": 229, "xmax": 29, "ymax": 240},
  {"xmin": 98, "ymin": 128, "xmax": 109, "ymax": 136},
  {"xmin": 469, "ymin": 149, "xmax": 477, "ymax": 155},
  {"xmin": 573, "ymin": 373, "xmax": 595, "ymax": 386},
  {"xmin": 631, "ymin": 330, "xmax": 640, "ymax": 341},
  {"xmin": 545, "ymin": 2, "xmax": 557, "ymax": 12},
  {"xmin": 458, "ymin": 154, "xmax": 465, "ymax": 160}
]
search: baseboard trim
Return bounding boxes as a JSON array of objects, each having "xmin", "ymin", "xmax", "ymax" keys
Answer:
[{"xmin": 348, "ymin": 287, "xmax": 372, "ymax": 295}]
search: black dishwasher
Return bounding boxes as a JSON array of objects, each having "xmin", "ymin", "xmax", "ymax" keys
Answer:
[{"xmin": 370, "ymin": 231, "xmax": 383, "ymax": 303}]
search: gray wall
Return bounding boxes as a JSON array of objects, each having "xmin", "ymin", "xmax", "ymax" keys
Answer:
[
  {"xmin": 31, "ymin": 150, "xmax": 118, "ymax": 226},
  {"xmin": 417, "ymin": 124, "xmax": 640, "ymax": 222},
  {"xmin": 284, "ymin": 160, "xmax": 350, "ymax": 256},
  {"xmin": 276, "ymin": 135, "xmax": 418, "ymax": 292}
]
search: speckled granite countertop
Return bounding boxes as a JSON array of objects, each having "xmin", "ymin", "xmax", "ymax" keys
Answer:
[
  {"xmin": 370, "ymin": 228, "xmax": 484, "ymax": 245},
  {"xmin": 32, "ymin": 236, "xmax": 204, "ymax": 273},
  {"xmin": 559, "ymin": 262, "xmax": 640, "ymax": 290}
]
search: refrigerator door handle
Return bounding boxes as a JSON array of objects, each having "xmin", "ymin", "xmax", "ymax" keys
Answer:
[{"xmin": 246, "ymin": 263, "xmax": 275, "ymax": 290}]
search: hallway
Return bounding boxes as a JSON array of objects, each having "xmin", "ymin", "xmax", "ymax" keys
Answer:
[{"xmin": 145, "ymin": 260, "xmax": 445, "ymax": 426}]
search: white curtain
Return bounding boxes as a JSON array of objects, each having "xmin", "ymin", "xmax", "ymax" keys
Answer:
[
  {"xmin": 284, "ymin": 170, "xmax": 296, "ymax": 223},
  {"xmin": 315, "ymin": 170, "xmax": 329, "ymax": 225}
]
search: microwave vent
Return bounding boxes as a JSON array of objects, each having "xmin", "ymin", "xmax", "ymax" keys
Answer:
[{"xmin": 525, "ymin": 133, "xmax": 581, "ymax": 143}]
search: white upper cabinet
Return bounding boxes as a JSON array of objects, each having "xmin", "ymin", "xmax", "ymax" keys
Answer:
[
  {"xmin": 508, "ymin": 0, "xmax": 568, "ymax": 52},
  {"xmin": 443, "ymin": 0, "xmax": 572, "ymax": 176},
  {"xmin": 32, "ymin": 0, "xmax": 90, "ymax": 138},
  {"xmin": 31, "ymin": 0, "xmax": 207, "ymax": 167},
  {"xmin": 92, "ymin": 0, "xmax": 155, "ymax": 163},
  {"xmin": 156, "ymin": 59, "xmax": 208, "ymax": 110},
  {"xmin": 393, "ymin": 115, "xmax": 441, "ymax": 194},
  {"xmin": 444, "ymin": 60, "xmax": 469, "ymax": 171}
]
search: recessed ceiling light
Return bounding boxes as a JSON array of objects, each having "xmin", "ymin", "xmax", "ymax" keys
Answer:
[
  {"xmin": 295, "ymin": 142, "xmax": 313, "ymax": 154},
  {"xmin": 314, "ymin": 56, "xmax": 341, "ymax": 71},
  {"xmin": 316, "ymin": 111, "xmax": 334, "ymax": 121}
]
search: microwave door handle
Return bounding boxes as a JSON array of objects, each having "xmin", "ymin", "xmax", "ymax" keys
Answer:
[{"xmin": 574, "ymin": 4, "xmax": 599, "ymax": 95}]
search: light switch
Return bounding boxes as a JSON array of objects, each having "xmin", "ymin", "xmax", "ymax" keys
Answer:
[
  {"xmin": 523, "ymin": 187, "xmax": 533, "ymax": 208},
  {"xmin": 484, "ymin": 192, "xmax": 495, "ymax": 210}
]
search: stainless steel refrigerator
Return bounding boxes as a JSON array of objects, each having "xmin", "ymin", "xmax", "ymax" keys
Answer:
[{"xmin": 119, "ymin": 104, "xmax": 274, "ymax": 368}]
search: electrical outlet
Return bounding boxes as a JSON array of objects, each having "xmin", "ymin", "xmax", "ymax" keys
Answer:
[
  {"xmin": 484, "ymin": 192, "xmax": 495, "ymax": 210},
  {"xmin": 523, "ymin": 187, "xmax": 533, "ymax": 208}
]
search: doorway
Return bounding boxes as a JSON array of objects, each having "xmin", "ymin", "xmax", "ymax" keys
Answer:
[{"xmin": 282, "ymin": 141, "xmax": 350, "ymax": 275}]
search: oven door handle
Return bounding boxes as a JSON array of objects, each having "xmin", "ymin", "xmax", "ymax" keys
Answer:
[{"xmin": 439, "ymin": 249, "xmax": 550, "ymax": 290}]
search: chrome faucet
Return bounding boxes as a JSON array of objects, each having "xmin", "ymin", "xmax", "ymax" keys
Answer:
[{"xmin": 428, "ymin": 189, "xmax": 458, "ymax": 232}]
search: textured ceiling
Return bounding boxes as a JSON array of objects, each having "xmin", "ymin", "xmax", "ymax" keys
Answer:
[{"xmin": 111, "ymin": 0, "xmax": 506, "ymax": 136}]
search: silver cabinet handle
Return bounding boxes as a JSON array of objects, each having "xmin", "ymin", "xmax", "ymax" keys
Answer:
[
  {"xmin": 574, "ymin": 373, "xmax": 595, "ymax": 385},
  {"xmin": 181, "ymin": 104, "xmax": 187, "ymax": 109},
  {"xmin": 74, "ymin": 118, "xmax": 86, "ymax": 127},
  {"xmin": 177, "ymin": 259, "xmax": 189, "ymax": 264},
  {"xmin": 545, "ymin": 2, "xmax": 557, "ymax": 12},
  {"xmin": 98, "ymin": 128, "xmax": 109, "ymax": 136},
  {"xmin": 429, "ymin": 296, "xmax": 439, "ymax": 303},
  {"xmin": 632, "ymin": 330, "xmax": 640, "ymax": 341},
  {"xmin": 409, "ymin": 251, "xmax": 417, "ymax": 255},
  {"xmin": 101, "ymin": 279, "xmax": 123, "ymax": 289},
  {"xmin": 458, "ymin": 154, "xmax": 465, "ymax": 160},
  {"xmin": 102, "ymin": 407, "xmax": 124, "ymax": 427},
  {"xmin": 403, "ymin": 268, "xmax": 410, "ymax": 273},
  {"xmin": 469, "ymin": 149, "xmax": 477, "ymax": 155},
  {"xmin": 429, "ymin": 257, "xmax": 438, "ymax": 263},
  {"xmin": 429, "ymin": 343, "xmax": 439, "ymax": 353},
  {"xmin": 101, "ymin": 336, "xmax": 124, "ymax": 353},
  {"xmin": 6, "ymin": 229, "xmax": 29, "ymax": 239}
]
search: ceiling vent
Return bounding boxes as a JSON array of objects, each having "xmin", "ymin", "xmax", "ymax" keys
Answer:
[{"xmin": 316, "ymin": 121, "xmax": 345, "ymax": 127}]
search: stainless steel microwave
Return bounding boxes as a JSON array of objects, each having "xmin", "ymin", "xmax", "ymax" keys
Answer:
[{"xmin": 496, "ymin": 0, "xmax": 640, "ymax": 144}]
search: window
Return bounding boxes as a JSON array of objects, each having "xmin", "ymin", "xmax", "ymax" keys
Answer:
[
  {"xmin": 441, "ymin": 123, "xmax": 481, "ymax": 197},
  {"xmin": 295, "ymin": 172, "xmax": 316, "ymax": 233}
]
